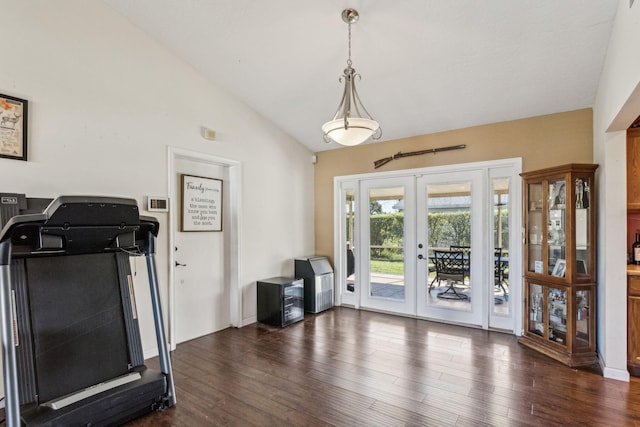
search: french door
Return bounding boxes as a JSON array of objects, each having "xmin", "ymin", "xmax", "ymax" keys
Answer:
[
  {"xmin": 358, "ymin": 176, "xmax": 416, "ymax": 315},
  {"xmin": 415, "ymin": 170, "xmax": 484, "ymax": 326},
  {"xmin": 336, "ymin": 159, "xmax": 521, "ymax": 333}
]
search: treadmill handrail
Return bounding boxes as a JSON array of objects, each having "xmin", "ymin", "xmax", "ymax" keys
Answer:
[
  {"xmin": 0, "ymin": 196, "xmax": 159, "ymax": 258},
  {"xmin": 0, "ymin": 213, "xmax": 47, "ymax": 242}
]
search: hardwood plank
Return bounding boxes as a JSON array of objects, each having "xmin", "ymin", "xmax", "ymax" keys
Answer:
[{"xmin": 124, "ymin": 307, "xmax": 640, "ymax": 426}]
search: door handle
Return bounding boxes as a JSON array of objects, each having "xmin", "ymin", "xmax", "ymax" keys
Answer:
[{"xmin": 175, "ymin": 261, "xmax": 187, "ymax": 267}]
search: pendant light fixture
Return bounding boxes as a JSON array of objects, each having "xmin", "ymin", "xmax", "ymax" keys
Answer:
[{"xmin": 322, "ymin": 8, "xmax": 381, "ymax": 146}]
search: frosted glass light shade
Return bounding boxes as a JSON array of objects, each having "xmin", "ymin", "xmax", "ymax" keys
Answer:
[{"xmin": 321, "ymin": 118, "xmax": 380, "ymax": 146}]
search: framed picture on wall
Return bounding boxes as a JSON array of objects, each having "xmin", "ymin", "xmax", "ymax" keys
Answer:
[
  {"xmin": 181, "ymin": 174, "xmax": 223, "ymax": 232},
  {"xmin": 0, "ymin": 93, "xmax": 28, "ymax": 161}
]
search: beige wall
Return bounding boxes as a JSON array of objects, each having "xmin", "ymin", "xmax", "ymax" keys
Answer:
[{"xmin": 314, "ymin": 108, "xmax": 593, "ymax": 259}]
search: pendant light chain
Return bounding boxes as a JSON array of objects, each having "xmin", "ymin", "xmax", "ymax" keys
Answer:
[{"xmin": 347, "ymin": 21, "xmax": 352, "ymax": 67}]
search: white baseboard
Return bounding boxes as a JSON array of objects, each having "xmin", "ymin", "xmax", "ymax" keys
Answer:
[
  {"xmin": 143, "ymin": 346, "xmax": 160, "ymax": 360},
  {"xmin": 599, "ymin": 350, "xmax": 630, "ymax": 382},
  {"xmin": 240, "ymin": 315, "xmax": 257, "ymax": 327},
  {"xmin": 602, "ymin": 366, "xmax": 630, "ymax": 382}
]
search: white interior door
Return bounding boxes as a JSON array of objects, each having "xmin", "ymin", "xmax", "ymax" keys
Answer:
[
  {"xmin": 359, "ymin": 176, "xmax": 416, "ymax": 315},
  {"xmin": 173, "ymin": 158, "xmax": 229, "ymax": 344},
  {"xmin": 416, "ymin": 170, "xmax": 485, "ymax": 326}
]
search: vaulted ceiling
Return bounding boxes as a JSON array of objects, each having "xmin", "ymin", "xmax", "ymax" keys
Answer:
[{"xmin": 106, "ymin": 0, "xmax": 619, "ymax": 153}]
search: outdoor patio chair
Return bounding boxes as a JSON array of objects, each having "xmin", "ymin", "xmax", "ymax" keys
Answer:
[
  {"xmin": 432, "ymin": 249, "xmax": 470, "ymax": 300},
  {"xmin": 495, "ymin": 247, "xmax": 509, "ymax": 302},
  {"xmin": 347, "ymin": 248, "xmax": 355, "ymax": 278},
  {"xmin": 450, "ymin": 245, "xmax": 471, "ymax": 283}
]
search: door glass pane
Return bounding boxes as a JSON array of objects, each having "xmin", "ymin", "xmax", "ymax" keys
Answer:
[
  {"xmin": 527, "ymin": 183, "xmax": 543, "ymax": 274},
  {"xmin": 426, "ymin": 181, "xmax": 471, "ymax": 311},
  {"xmin": 548, "ymin": 179, "xmax": 567, "ymax": 276},
  {"xmin": 368, "ymin": 187, "xmax": 405, "ymax": 300},
  {"xmin": 493, "ymin": 178, "xmax": 510, "ymax": 315},
  {"xmin": 548, "ymin": 287, "xmax": 567, "ymax": 345},
  {"xmin": 575, "ymin": 177, "xmax": 591, "ymax": 278},
  {"xmin": 345, "ymin": 190, "xmax": 356, "ymax": 293}
]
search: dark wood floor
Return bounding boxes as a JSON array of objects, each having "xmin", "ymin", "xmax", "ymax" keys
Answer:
[{"xmin": 128, "ymin": 307, "xmax": 640, "ymax": 426}]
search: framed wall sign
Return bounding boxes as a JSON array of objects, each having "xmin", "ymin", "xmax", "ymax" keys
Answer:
[
  {"xmin": 0, "ymin": 94, "xmax": 28, "ymax": 161},
  {"xmin": 181, "ymin": 174, "xmax": 222, "ymax": 231}
]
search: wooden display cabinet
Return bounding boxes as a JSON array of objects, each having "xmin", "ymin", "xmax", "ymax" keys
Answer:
[
  {"xmin": 627, "ymin": 128, "xmax": 640, "ymax": 211},
  {"xmin": 628, "ymin": 274, "xmax": 640, "ymax": 375},
  {"xmin": 520, "ymin": 163, "xmax": 598, "ymax": 367}
]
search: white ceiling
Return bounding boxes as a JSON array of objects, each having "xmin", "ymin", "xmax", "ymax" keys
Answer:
[{"xmin": 105, "ymin": 0, "xmax": 619, "ymax": 153}]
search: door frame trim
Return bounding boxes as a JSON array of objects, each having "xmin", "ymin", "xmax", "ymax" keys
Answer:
[{"xmin": 168, "ymin": 147, "xmax": 242, "ymax": 351}]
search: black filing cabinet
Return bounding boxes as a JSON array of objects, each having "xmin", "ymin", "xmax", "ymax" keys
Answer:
[{"xmin": 257, "ymin": 277, "xmax": 304, "ymax": 327}]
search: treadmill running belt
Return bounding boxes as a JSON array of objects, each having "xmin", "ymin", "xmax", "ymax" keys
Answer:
[{"xmin": 26, "ymin": 253, "xmax": 130, "ymax": 403}]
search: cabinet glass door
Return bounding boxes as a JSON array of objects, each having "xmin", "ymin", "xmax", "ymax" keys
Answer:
[
  {"xmin": 575, "ymin": 177, "xmax": 591, "ymax": 279},
  {"xmin": 527, "ymin": 183, "xmax": 543, "ymax": 274},
  {"xmin": 548, "ymin": 287, "xmax": 567, "ymax": 345},
  {"xmin": 575, "ymin": 289, "xmax": 591, "ymax": 350},
  {"xmin": 548, "ymin": 179, "xmax": 567, "ymax": 277},
  {"xmin": 528, "ymin": 283, "xmax": 544, "ymax": 337}
]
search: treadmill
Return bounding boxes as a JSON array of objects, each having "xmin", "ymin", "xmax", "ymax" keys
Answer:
[{"xmin": 0, "ymin": 194, "xmax": 175, "ymax": 426}]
